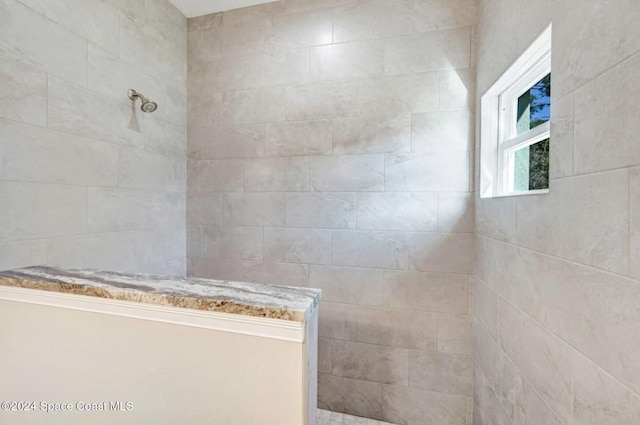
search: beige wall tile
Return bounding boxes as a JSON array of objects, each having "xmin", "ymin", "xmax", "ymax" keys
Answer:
[
  {"xmin": 553, "ymin": 0, "xmax": 640, "ymax": 98},
  {"xmin": 474, "ymin": 277, "xmax": 497, "ymax": 340},
  {"xmin": 498, "ymin": 299, "xmax": 573, "ymax": 423},
  {"xmin": 309, "ymin": 265, "xmax": 384, "ymax": 305},
  {"xmin": 88, "ymin": 188, "xmax": 184, "ymax": 233},
  {"xmin": 357, "ymin": 192, "xmax": 438, "ymax": 231},
  {"xmin": 187, "ymin": 190, "xmax": 222, "ymax": 225},
  {"xmin": 286, "ymin": 193, "xmax": 356, "ymax": 229},
  {"xmin": 333, "ymin": 1, "xmax": 413, "ymax": 42},
  {"xmin": 318, "ymin": 374, "xmax": 382, "ymax": 419},
  {"xmin": 264, "ymin": 227, "xmax": 331, "ymax": 264},
  {"xmin": 410, "ymin": 0, "xmax": 476, "ymax": 33},
  {"xmin": 439, "ymin": 68, "xmax": 475, "ymax": 111},
  {"xmin": 473, "ymin": 365, "xmax": 513, "ymax": 425},
  {"xmin": 244, "ymin": 156, "xmax": 309, "ymax": 191},
  {"xmin": 222, "ymin": 193, "xmax": 285, "ymax": 226},
  {"xmin": 357, "ymin": 306, "xmax": 438, "ymax": 351},
  {"xmin": 201, "ymin": 19, "xmax": 265, "ymax": 59},
  {"xmin": 265, "ymin": 8, "xmax": 333, "ymax": 51},
  {"xmin": 333, "ymin": 115, "xmax": 411, "ymax": 155},
  {"xmin": 244, "ymin": 48, "xmax": 310, "ymax": 88},
  {"xmin": 0, "ymin": 0, "xmax": 87, "ymax": 86},
  {"xmin": 202, "ymin": 226, "xmax": 263, "ymax": 261},
  {"xmin": 549, "ymin": 92, "xmax": 574, "ymax": 179},
  {"xmin": 0, "ymin": 240, "xmax": 48, "ymax": 271},
  {"xmin": 408, "ymin": 350, "xmax": 473, "ymax": 396},
  {"xmin": 475, "ymin": 197, "xmax": 517, "ymax": 242},
  {"xmin": 242, "ymin": 260, "xmax": 308, "ymax": 287},
  {"xmin": 309, "ymin": 39, "xmax": 384, "ymax": 82},
  {"xmin": 331, "ymin": 340, "xmax": 409, "ymax": 385},
  {"xmin": 573, "ymin": 52, "xmax": 640, "ymax": 173},
  {"xmin": 439, "ymin": 192, "xmax": 474, "ymax": 233},
  {"xmin": 118, "ymin": 148, "xmax": 185, "ymax": 191},
  {"xmin": 187, "ymin": 159, "xmax": 243, "ymax": 192},
  {"xmin": 632, "ymin": 167, "xmax": 640, "ymax": 279},
  {"xmin": 437, "ymin": 315, "xmax": 473, "ymax": 356},
  {"xmin": 318, "ymin": 302, "xmax": 357, "ymax": 340},
  {"xmin": 187, "ymin": 257, "xmax": 244, "ymax": 281},
  {"xmin": 186, "ymin": 225, "xmax": 203, "ymax": 258},
  {"xmin": 192, "ymin": 125, "xmax": 264, "ymax": 159},
  {"xmin": 0, "ymin": 181, "xmax": 87, "ymax": 243},
  {"xmin": 411, "ymin": 110, "xmax": 473, "ymax": 153},
  {"xmin": 286, "ymin": 81, "xmax": 358, "ymax": 120},
  {"xmin": 17, "ymin": 0, "xmax": 119, "ymax": 55},
  {"xmin": 318, "ymin": 337, "xmax": 332, "ymax": 374},
  {"xmin": 48, "ymin": 76, "xmax": 143, "ymax": 147},
  {"xmin": 265, "ymin": 119, "xmax": 332, "ymax": 157},
  {"xmin": 46, "ymin": 231, "xmax": 138, "ymax": 273},
  {"xmin": 358, "ymin": 73, "xmax": 439, "ymax": 119},
  {"xmin": 382, "ymin": 385, "xmax": 466, "ymax": 425},
  {"xmin": 385, "ymin": 27, "xmax": 471, "ymax": 75},
  {"xmin": 474, "ymin": 323, "xmax": 516, "ymax": 419},
  {"xmin": 385, "ymin": 152, "xmax": 470, "ymax": 191},
  {"xmin": 221, "ymin": 87, "xmax": 286, "ymax": 124},
  {"xmin": 516, "ymin": 169, "xmax": 629, "ymax": 274},
  {"xmin": 0, "ymin": 57, "xmax": 46, "ymax": 126},
  {"xmin": 383, "ymin": 270, "xmax": 468, "ymax": 314},
  {"xmin": 409, "ymin": 232, "xmax": 474, "ymax": 273},
  {"xmin": 515, "ymin": 373, "xmax": 563, "ymax": 425},
  {"xmin": 310, "ymin": 155, "xmax": 384, "ymax": 192},
  {"xmin": 332, "ymin": 230, "xmax": 409, "ymax": 270},
  {"xmin": 573, "ymin": 352, "xmax": 640, "ymax": 425},
  {"xmin": 0, "ymin": 119, "xmax": 118, "ymax": 186}
]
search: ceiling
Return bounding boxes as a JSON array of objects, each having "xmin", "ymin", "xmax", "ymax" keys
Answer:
[{"xmin": 168, "ymin": 0, "xmax": 279, "ymax": 17}]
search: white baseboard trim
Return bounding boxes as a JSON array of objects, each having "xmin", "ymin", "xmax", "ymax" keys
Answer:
[{"xmin": 0, "ymin": 286, "xmax": 306, "ymax": 342}]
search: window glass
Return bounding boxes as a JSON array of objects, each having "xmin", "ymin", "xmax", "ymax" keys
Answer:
[
  {"xmin": 516, "ymin": 74, "xmax": 551, "ymax": 135},
  {"xmin": 513, "ymin": 138, "xmax": 550, "ymax": 191}
]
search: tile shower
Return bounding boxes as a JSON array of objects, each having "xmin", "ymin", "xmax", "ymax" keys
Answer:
[
  {"xmin": 1, "ymin": 0, "xmax": 639, "ymax": 424},
  {"xmin": 186, "ymin": 1, "xmax": 475, "ymax": 423}
]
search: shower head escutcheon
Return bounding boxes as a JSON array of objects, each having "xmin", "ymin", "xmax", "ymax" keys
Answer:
[{"xmin": 128, "ymin": 89, "xmax": 157, "ymax": 113}]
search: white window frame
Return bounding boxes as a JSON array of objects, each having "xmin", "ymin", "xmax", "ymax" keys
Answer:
[{"xmin": 480, "ymin": 24, "xmax": 552, "ymax": 198}]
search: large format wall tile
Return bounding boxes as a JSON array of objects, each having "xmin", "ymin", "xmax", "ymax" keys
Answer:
[
  {"xmin": 0, "ymin": 119, "xmax": 118, "ymax": 186},
  {"xmin": 286, "ymin": 192, "xmax": 356, "ymax": 229},
  {"xmin": 383, "ymin": 270, "xmax": 468, "ymax": 314},
  {"xmin": 222, "ymin": 193, "xmax": 285, "ymax": 226},
  {"xmin": 356, "ymin": 306, "xmax": 438, "ymax": 351},
  {"xmin": 0, "ymin": 240, "xmax": 47, "ymax": 271},
  {"xmin": 408, "ymin": 350, "xmax": 473, "ymax": 396},
  {"xmin": 384, "ymin": 27, "xmax": 471, "ymax": 75},
  {"xmin": 17, "ymin": 0, "xmax": 119, "ymax": 56},
  {"xmin": 331, "ymin": 340, "xmax": 409, "ymax": 385},
  {"xmin": 264, "ymin": 227, "xmax": 331, "ymax": 264},
  {"xmin": 310, "ymin": 155, "xmax": 384, "ymax": 192},
  {"xmin": 186, "ymin": 2, "xmax": 476, "ymax": 421},
  {"xmin": 0, "ymin": 181, "xmax": 87, "ymax": 243},
  {"xmin": 0, "ymin": 57, "xmax": 46, "ymax": 126},
  {"xmin": 0, "ymin": 0, "xmax": 87, "ymax": 86},
  {"xmin": 332, "ymin": 230, "xmax": 409, "ymax": 270},
  {"xmin": 309, "ymin": 265, "xmax": 384, "ymax": 305},
  {"xmin": 264, "ymin": 119, "xmax": 331, "ymax": 157},
  {"xmin": 357, "ymin": 193, "xmax": 438, "ymax": 231},
  {"xmin": 382, "ymin": 385, "xmax": 466, "ymax": 425},
  {"xmin": 244, "ymin": 156, "xmax": 309, "ymax": 191},
  {"xmin": 202, "ymin": 226, "xmax": 263, "ymax": 261},
  {"xmin": 498, "ymin": 299, "xmax": 573, "ymax": 423},
  {"xmin": 573, "ymin": 53, "xmax": 640, "ymax": 174},
  {"xmin": 187, "ymin": 159, "xmax": 243, "ymax": 192}
]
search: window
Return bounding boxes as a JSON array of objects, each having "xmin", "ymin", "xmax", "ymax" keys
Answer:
[{"xmin": 480, "ymin": 25, "xmax": 552, "ymax": 198}]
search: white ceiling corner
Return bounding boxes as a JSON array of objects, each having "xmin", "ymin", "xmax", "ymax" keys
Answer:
[{"xmin": 168, "ymin": 0, "xmax": 280, "ymax": 18}]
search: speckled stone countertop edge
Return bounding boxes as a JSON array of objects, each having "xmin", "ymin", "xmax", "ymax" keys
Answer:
[{"xmin": 0, "ymin": 266, "xmax": 322, "ymax": 323}]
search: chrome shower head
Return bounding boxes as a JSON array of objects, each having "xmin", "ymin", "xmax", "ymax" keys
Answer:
[{"xmin": 128, "ymin": 89, "xmax": 157, "ymax": 113}]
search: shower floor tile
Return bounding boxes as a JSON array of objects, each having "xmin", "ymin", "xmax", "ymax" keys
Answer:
[{"xmin": 316, "ymin": 409, "xmax": 397, "ymax": 425}]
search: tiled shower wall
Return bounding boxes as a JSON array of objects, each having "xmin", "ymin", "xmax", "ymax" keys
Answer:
[
  {"xmin": 187, "ymin": 0, "xmax": 476, "ymax": 423},
  {"xmin": 474, "ymin": 1, "xmax": 640, "ymax": 424},
  {"xmin": 0, "ymin": 0, "xmax": 187, "ymax": 274}
]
